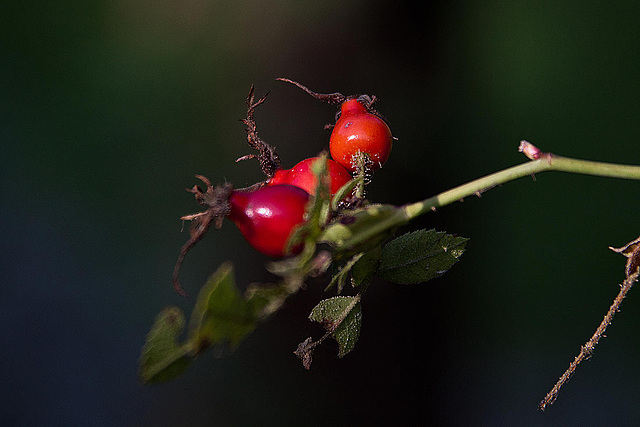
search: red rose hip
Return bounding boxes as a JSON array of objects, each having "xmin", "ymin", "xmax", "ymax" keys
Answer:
[
  {"xmin": 228, "ymin": 184, "xmax": 310, "ymax": 257},
  {"xmin": 267, "ymin": 157, "xmax": 352, "ymax": 196},
  {"xmin": 330, "ymin": 99, "xmax": 393, "ymax": 173}
]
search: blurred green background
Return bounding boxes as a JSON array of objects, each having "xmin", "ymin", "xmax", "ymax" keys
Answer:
[{"xmin": 3, "ymin": 1, "xmax": 640, "ymax": 425}]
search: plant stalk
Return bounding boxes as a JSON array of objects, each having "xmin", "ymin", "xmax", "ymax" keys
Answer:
[
  {"xmin": 328, "ymin": 147, "xmax": 640, "ymax": 255},
  {"xmin": 403, "ymin": 152, "xmax": 640, "ymax": 220},
  {"xmin": 538, "ymin": 269, "xmax": 640, "ymax": 410}
]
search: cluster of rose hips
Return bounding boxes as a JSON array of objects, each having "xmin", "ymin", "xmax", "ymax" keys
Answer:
[{"xmin": 172, "ymin": 79, "xmax": 394, "ymax": 296}]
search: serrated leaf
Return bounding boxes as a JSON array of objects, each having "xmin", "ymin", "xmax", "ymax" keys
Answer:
[
  {"xmin": 379, "ymin": 229, "xmax": 468, "ymax": 284},
  {"xmin": 309, "ymin": 296, "xmax": 362, "ymax": 357},
  {"xmin": 190, "ymin": 263, "xmax": 261, "ymax": 352},
  {"xmin": 333, "ymin": 303, "xmax": 361, "ymax": 357},
  {"xmin": 139, "ymin": 307, "xmax": 193, "ymax": 384}
]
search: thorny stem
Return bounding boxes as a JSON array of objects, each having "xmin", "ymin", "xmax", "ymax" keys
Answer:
[
  {"xmin": 403, "ymin": 141, "xmax": 640, "ymax": 220},
  {"xmin": 353, "ymin": 152, "xmax": 373, "ymax": 199},
  {"xmin": 323, "ymin": 141, "xmax": 640, "ymax": 275},
  {"xmin": 539, "ymin": 269, "xmax": 640, "ymax": 410},
  {"xmin": 539, "ymin": 238, "xmax": 640, "ymax": 410}
]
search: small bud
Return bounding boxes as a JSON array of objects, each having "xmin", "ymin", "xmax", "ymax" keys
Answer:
[{"xmin": 519, "ymin": 140, "xmax": 542, "ymax": 160}]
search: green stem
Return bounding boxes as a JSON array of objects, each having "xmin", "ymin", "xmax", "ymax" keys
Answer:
[
  {"xmin": 403, "ymin": 154, "xmax": 640, "ymax": 220},
  {"xmin": 324, "ymin": 148, "xmax": 640, "ymax": 255}
]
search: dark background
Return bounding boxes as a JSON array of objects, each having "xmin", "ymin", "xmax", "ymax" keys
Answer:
[{"xmin": 3, "ymin": 1, "xmax": 640, "ymax": 425}]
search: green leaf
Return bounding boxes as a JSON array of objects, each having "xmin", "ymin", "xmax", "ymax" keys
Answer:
[
  {"xmin": 331, "ymin": 177, "xmax": 360, "ymax": 211},
  {"xmin": 326, "ymin": 246, "xmax": 381, "ymax": 293},
  {"xmin": 320, "ymin": 204, "xmax": 408, "ymax": 257},
  {"xmin": 378, "ymin": 229, "xmax": 468, "ymax": 284},
  {"xmin": 190, "ymin": 262, "xmax": 261, "ymax": 352},
  {"xmin": 309, "ymin": 296, "xmax": 362, "ymax": 357},
  {"xmin": 285, "ymin": 155, "xmax": 331, "ymax": 254},
  {"xmin": 140, "ymin": 261, "xmax": 311, "ymax": 384},
  {"xmin": 139, "ymin": 307, "xmax": 193, "ymax": 384},
  {"xmin": 351, "ymin": 245, "xmax": 381, "ymax": 288},
  {"xmin": 188, "ymin": 262, "xmax": 234, "ymax": 334},
  {"xmin": 326, "ymin": 253, "xmax": 364, "ymax": 293},
  {"xmin": 245, "ymin": 282, "xmax": 293, "ymax": 318}
]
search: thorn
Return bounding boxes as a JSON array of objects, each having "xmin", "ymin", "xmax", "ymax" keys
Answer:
[
  {"xmin": 236, "ymin": 154, "xmax": 257, "ymax": 163},
  {"xmin": 180, "ymin": 212, "xmax": 207, "ymax": 221}
]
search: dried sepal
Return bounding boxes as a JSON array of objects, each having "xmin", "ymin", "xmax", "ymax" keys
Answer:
[{"xmin": 172, "ymin": 178, "xmax": 233, "ymax": 296}]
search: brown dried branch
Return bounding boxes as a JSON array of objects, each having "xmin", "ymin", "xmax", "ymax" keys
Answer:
[
  {"xmin": 276, "ymin": 77, "xmax": 346, "ymax": 105},
  {"xmin": 539, "ymin": 238, "xmax": 640, "ymax": 410},
  {"xmin": 237, "ymin": 85, "xmax": 281, "ymax": 178}
]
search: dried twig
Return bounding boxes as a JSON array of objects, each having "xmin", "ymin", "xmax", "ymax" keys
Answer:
[{"xmin": 539, "ymin": 238, "xmax": 640, "ymax": 410}]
